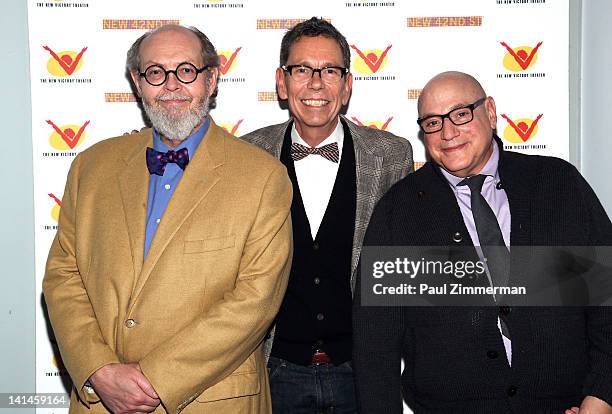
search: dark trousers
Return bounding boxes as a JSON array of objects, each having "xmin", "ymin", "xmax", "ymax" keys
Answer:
[{"xmin": 268, "ymin": 356, "xmax": 357, "ymax": 414}]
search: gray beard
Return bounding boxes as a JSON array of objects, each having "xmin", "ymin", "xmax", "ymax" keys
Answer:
[{"xmin": 143, "ymin": 94, "xmax": 209, "ymax": 142}]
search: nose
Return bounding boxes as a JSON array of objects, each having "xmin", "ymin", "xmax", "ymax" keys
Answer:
[
  {"xmin": 307, "ymin": 70, "xmax": 324, "ymax": 89},
  {"xmin": 164, "ymin": 71, "xmax": 181, "ymax": 91},
  {"xmin": 441, "ymin": 117, "xmax": 459, "ymax": 141}
]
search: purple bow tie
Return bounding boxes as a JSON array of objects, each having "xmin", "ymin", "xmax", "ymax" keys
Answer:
[
  {"xmin": 290, "ymin": 142, "xmax": 339, "ymax": 163},
  {"xmin": 146, "ymin": 147, "xmax": 190, "ymax": 176}
]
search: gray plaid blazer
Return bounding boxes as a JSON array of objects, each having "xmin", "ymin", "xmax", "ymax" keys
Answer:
[{"xmin": 240, "ymin": 115, "xmax": 413, "ymax": 359}]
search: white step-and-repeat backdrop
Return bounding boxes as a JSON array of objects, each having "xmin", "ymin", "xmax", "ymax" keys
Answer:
[{"xmin": 28, "ymin": 0, "xmax": 568, "ymax": 412}]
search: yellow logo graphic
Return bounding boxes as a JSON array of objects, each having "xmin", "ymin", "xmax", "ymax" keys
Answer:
[
  {"xmin": 351, "ymin": 116, "xmax": 393, "ymax": 131},
  {"xmin": 219, "ymin": 119, "xmax": 244, "ymax": 136},
  {"xmin": 46, "ymin": 120, "xmax": 89, "ymax": 150},
  {"xmin": 43, "ymin": 46, "xmax": 87, "ymax": 77},
  {"xmin": 501, "ymin": 41, "xmax": 543, "ymax": 72},
  {"xmin": 501, "ymin": 114, "xmax": 543, "ymax": 143},
  {"xmin": 218, "ymin": 48, "xmax": 242, "ymax": 75},
  {"xmin": 351, "ymin": 44, "xmax": 392, "ymax": 74},
  {"xmin": 48, "ymin": 193, "xmax": 62, "ymax": 221}
]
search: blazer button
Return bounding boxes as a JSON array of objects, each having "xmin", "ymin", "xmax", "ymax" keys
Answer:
[
  {"xmin": 313, "ymin": 242, "xmax": 320, "ymax": 251},
  {"xmin": 487, "ymin": 350, "xmax": 499, "ymax": 359},
  {"xmin": 453, "ymin": 232, "xmax": 462, "ymax": 243},
  {"xmin": 316, "ymin": 313, "xmax": 324, "ymax": 321},
  {"xmin": 125, "ymin": 319, "xmax": 136, "ymax": 328},
  {"xmin": 417, "ymin": 191, "xmax": 425, "ymax": 199},
  {"xmin": 506, "ymin": 385, "xmax": 517, "ymax": 397}
]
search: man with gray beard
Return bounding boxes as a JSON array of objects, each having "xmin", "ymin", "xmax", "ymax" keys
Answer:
[{"xmin": 43, "ymin": 24, "xmax": 293, "ymax": 414}]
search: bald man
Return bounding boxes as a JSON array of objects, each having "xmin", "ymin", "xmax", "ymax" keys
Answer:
[{"xmin": 352, "ymin": 71, "xmax": 612, "ymax": 413}]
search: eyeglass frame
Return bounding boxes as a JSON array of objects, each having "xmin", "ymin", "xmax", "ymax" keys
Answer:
[
  {"xmin": 281, "ymin": 64, "xmax": 349, "ymax": 82},
  {"xmin": 138, "ymin": 62, "xmax": 211, "ymax": 86},
  {"xmin": 416, "ymin": 97, "xmax": 487, "ymax": 134}
]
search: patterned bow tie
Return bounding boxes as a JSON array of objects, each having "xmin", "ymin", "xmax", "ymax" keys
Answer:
[
  {"xmin": 146, "ymin": 147, "xmax": 190, "ymax": 176},
  {"xmin": 290, "ymin": 142, "xmax": 339, "ymax": 163}
]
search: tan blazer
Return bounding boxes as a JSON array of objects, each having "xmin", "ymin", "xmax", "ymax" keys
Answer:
[{"xmin": 43, "ymin": 119, "xmax": 293, "ymax": 414}]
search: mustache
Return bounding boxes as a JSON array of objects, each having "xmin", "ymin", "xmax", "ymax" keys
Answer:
[{"xmin": 156, "ymin": 94, "xmax": 192, "ymax": 102}]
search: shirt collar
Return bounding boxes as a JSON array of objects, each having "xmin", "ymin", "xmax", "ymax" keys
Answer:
[
  {"xmin": 290, "ymin": 117, "xmax": 344, "ymax": 155},
  {"xmin": 153, "ymin": 117, "xmax": 210, "ymax": 156},
  {"xmin": 441, "ymin": 138, "xmax": 500, "ymax": 188}
]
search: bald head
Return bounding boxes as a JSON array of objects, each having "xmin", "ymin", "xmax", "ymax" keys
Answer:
[
  {"xmin": 126, "ymin": 24, "xmax": 219, "ymax": 75},
  {"xmin": 417, "ymin": 71, "xmax": 498, "ymax": 178},
  {"xmin": 418, "ymin": 71, "xmax": 486, "ymax": 116}
]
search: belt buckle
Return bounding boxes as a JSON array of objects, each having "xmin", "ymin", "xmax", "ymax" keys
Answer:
[{"xmin": 311, "ymin": 350, "xmax": 331, "ymax": 365}]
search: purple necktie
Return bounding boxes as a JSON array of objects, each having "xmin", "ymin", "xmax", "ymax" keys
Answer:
[
  {"xmin": 146, "ymin": 147, "xmax": 190, "ymax": 176},
  {"xmin": 290, "ymin": 142, "xmax": 339, "ymax": 163}
]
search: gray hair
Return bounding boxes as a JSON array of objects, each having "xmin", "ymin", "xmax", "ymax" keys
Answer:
[{"xmin": 280, "ymin": 17, "xmax": 351, "ymax": 69}]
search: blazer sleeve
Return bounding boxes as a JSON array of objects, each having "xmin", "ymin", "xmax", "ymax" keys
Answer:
[
  {"xmin": 42, "ymin": 155, "xmax": 121, "ymax": 405},
  {"xmin": 353, "ymin": 196, "xmax": 405, "ymax": 414},
  {"xmin": 138, "ymin": 163, "xmax": 293, "ymax": 414},
  {"xmin": 399, "ymin": 137, "xmax": 415, "ymax": 177}
]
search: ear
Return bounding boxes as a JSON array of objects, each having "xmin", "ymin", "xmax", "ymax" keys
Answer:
[
  {"xmin": 130, "ymin": 70, "xmax": 142, "ymax": 96},
  {"xmin": 485, "ymin": 96, "xmax": 497, "ymax": 129},
  {"xmin": 276, "ymin": 67, "xmax": 288, "ymax": 100},
  {"xmin": 206, "ymin": 67, "xmax": 219, "ymax": 98},
  {"xmin": 341, "ymin": 72, "xmax": 353, "ymax": 106}
]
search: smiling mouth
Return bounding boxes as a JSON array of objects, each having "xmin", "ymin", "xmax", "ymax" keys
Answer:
[
  {"xmin": 301, "ymin": 99, "xmax": 329, "ymax": 107},
  {"xmin": 442, "ymin": 143, "xmax": 467, "ymax": 153}
]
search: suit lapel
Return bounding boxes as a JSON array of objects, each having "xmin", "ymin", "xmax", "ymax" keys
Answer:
[
  {"xmin": 118, "ymin": 130, "xmax": 152, "ymax": 283},
  {"xmin": 250, "ymin": 121, "xmax": 287, "ymax": 158},
  {"xmin": 130, "ymin": 121, "xmax": 225, "ymax": 304},
  {"xmin": 269, "ymin": 128, "xmax": 285, "ymax": 159}
]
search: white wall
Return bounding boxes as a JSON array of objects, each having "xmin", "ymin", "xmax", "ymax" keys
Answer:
[
  {"xmin": 581, "ymin": 0, "xmax": 612, "ymax": 217},
  {"xmin": 0, "ymin": 1, "xmax": 36, "ymax": 410}
]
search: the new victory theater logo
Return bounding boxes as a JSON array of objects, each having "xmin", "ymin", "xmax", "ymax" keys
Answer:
[
  {"xmin": 497, "ymin": 41, "xmax": 545, "ymax": 79},
  {"xmin": 351, "ymin": 44, "xmax": 395, "ymax": 81},
  {"xmin": 501, "ymin": 114, "xmax": 543, "ymax": 143},
  {"xmin": 41, "ymin": 45, "xmax": 91, "ymax": 84},
  {"xmin": 217, "ymin": 47, "xmax": 245, "ymax": 84}
]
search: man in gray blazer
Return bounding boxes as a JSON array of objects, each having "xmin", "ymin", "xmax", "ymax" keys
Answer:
[{"xmin": 241, "ymin": 17, "xmax": 413, "ymax": 413}]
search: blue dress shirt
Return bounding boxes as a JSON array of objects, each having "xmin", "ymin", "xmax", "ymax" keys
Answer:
[{"xmin": 144, "ymin": 119, "xmax": 209, "ymax": 257}]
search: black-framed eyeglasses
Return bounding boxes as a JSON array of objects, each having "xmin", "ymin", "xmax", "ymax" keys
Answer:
[
  {"xmin": 417, "ymin": 97, "xmax": 487, "ymax": 134},
  {"xmin": 139, "ymin": 62, "xmax": 210, "ymax": 86},
  {"xmin": 282, "ymin": 64, "xmax": 349, "ymax": 83}
]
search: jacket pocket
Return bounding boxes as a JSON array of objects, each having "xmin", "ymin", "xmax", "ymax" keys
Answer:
[
  {"xmin": 196, "ymin": 355, "xmax": 260, "ymax": 402},
  {"xmin": 184, "ymin": 235, "xmax": 235, "ymax": 254}
]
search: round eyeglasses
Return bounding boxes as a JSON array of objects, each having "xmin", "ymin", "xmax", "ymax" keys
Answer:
[
  {"xmin": 417, "ymin": 98, "xmax": 487, "ymax": 134},
  {"xmin": 139, "ymin": 62, "xmax": 210, "ymax": 86},
  {"xmin": 282, "ymin": 64, "xmax": 349, "ymax": 83}
]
